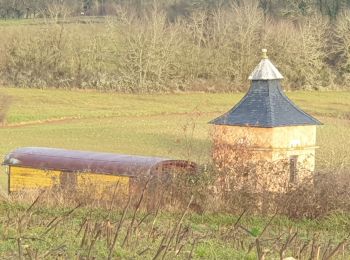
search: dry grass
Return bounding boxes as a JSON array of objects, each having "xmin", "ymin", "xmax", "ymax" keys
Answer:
[{"xmin": 2, "ymin": 179, "xmax": 350, "ymax": 259}]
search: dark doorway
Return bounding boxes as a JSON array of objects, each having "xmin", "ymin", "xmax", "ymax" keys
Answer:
[{"xmin": 289, "ymin": 155, "xmax": 298, "ymax": 183}]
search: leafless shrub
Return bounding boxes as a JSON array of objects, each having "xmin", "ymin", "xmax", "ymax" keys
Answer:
[
  {"xmin": 0, "ymin": 2, "xmax": 348, "ymax": 92},
  {"xmin": 264, "ymin": 14, "xmax": 332, "ymax": 90},
  {"xmin": 281, "ymin": 168, "xmax": 350, "ymax": 219},
  {"xmin": 327, "ymin": 10, "xmax": 350, "ymax": 85},
  {"xmin": 110, "ymin": 6, "xmax": 185, "ymax": 92},
  {"xmin": 45, "ymin": 1, "xmax": 76, "ymax": 21}
]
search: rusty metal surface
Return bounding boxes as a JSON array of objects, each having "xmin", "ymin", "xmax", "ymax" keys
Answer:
[{"xmin": 3, "ymin": 147, "xmax": 197, "ymax": 177}]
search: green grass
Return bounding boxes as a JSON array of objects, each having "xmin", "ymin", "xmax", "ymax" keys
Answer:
[
  {"xmin": 0, "ymin": 16, "xmax": 107, "ymax": 26},
  {"xmin": 0, "ymin": 18, "xmax": 37, "ymax": 26},
  {"xmin": 2, "ymin": 88, "xmax": 349, "ymax": 124},
  {"xmin": 0, "ymin": 88, "xmax": 350, "ymax": 258},
  {"xmin": 0, "ymin": 87, "xmax": 349, "ymax": 192}
]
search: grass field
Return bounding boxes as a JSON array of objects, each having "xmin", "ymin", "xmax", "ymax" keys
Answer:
[
  {"xmin": 0, "ymin": 87, "xmax": 350, "ymax": 258},
  {"xmin": 0, "ymin": 87, "xmax": 349, "ymax": 190},
  {"xmin": 0, "ymin": 17, "xmax": 107, "ymax": 25}
]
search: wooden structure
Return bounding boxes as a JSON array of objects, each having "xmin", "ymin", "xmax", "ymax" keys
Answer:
[
  {"xmin": 2, "ymin": 147, "xmax": 197, "ymax": 196},
  {"xmin": 210, "ymin": 49, "xmax": 322, "ymax": 191}
]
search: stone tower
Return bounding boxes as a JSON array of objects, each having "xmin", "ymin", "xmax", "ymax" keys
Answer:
[{"xmin": 210, "ymin": 49, "xmax": 322, "ymax": 190}]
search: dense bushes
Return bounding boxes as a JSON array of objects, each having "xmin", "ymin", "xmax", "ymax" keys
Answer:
[
  {"xmin": 1, "ymin": 2, "xmax": 350, "ymax": 92},
  {"xmin": 169, "ymin": 165, "xmax": 350, "ymax": 219}
]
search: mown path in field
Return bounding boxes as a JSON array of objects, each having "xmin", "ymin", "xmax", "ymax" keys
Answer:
[
  {"xmin": 1, "ymin": 88, "xmax": 350, "ymax": 124},
  {"xmin": 3, "ymin": 111, "xmax": 225, "ymax": 128}
]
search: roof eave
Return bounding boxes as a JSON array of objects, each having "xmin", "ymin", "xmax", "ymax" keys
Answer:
[{"xmin": 209, "ymin": 122, "xmax": 322, "ymax": 128}]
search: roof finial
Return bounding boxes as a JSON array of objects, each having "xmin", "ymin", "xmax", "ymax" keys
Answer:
[
  {"xmin": 248, "ymin": 49, "xmax": 284, "ymax": 80},
  {"xmin": 262, "ymin": 48, "xmax": 268, "ymax": 59}
]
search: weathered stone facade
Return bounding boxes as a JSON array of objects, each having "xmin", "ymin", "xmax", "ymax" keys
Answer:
[{"xmin": 212, "ymin": 125, "xmax": 317, "ymax": 192}]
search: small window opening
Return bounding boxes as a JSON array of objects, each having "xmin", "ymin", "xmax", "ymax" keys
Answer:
[{"xmin": 289, "ymin": 155, "xmax": 298, "ymax": 183}]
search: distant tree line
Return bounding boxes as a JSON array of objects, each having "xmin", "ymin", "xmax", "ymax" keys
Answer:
[
  {"xmin": 1, "ymin": 0, "xmax": 350, "ymax": 92},
  {"xmin": 1, "ymin": 0, "xmax": 350, "ymax": 20}
]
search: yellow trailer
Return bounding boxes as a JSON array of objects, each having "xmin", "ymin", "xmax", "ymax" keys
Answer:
[{"xmin": 2, "ymin": 147, "xmax": 197, "ymax": 198}]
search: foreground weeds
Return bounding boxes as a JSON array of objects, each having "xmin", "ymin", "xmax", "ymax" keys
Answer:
[{"xmin": 1, "ymin": 186, "xmax": 350, "ymax": 259}]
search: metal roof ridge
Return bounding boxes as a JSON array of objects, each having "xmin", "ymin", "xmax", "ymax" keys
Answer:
[
  {"xmin": 267, "ymin": 83, "xmax": 274, "ymax": 126},
  {"xmin": 2, "ymin": 147, "xmax": 198, "ymax": 177},
  {"xmin": 248, "ymin": 49, "xmax": 284, "ymax": 80},
  {"xmin": 10, "ymin": 147, "xmax": 170, "ymax": 161}
]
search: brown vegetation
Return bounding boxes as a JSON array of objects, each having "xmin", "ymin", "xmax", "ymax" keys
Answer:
[
  {"xmin": 204, "ymin": 138, "xmax": 350, "ymax": 219},
  {"xmin": 3, "ymin": 169, "xmax": 350, "ymax": 258},
  {"xmin": 0, "ymin": 1, "xmax": 350, "ymax": 92},
  {"xmin": 7, "ymin": 160, "xmax": 350, "ymax": 220}
]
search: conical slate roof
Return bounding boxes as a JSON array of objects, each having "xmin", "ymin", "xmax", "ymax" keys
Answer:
[
  {"xmin": 248, "ymin": 58, "xmax": 283, "ymax": 80},
  {"xmin": 210, "ymin": 50, "xmax": 322, "ymax": 128}
]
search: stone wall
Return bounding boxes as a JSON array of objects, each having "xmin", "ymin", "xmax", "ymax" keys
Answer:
[{"xmin": 211, "ymin": 125, "xmax": 317, "ymax": 192}]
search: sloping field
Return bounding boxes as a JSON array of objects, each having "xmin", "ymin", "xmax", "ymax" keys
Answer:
[
  {"xmin": 0, "ymin": 88, "xmax": 349, "ymax": 182},
  {"xmin": 0, "ymin": 88, "xmax": 350, "ymax": 258},
  {"xmin": 0, "ymin": 88, "xmax": 349, "ymax": 159}
]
